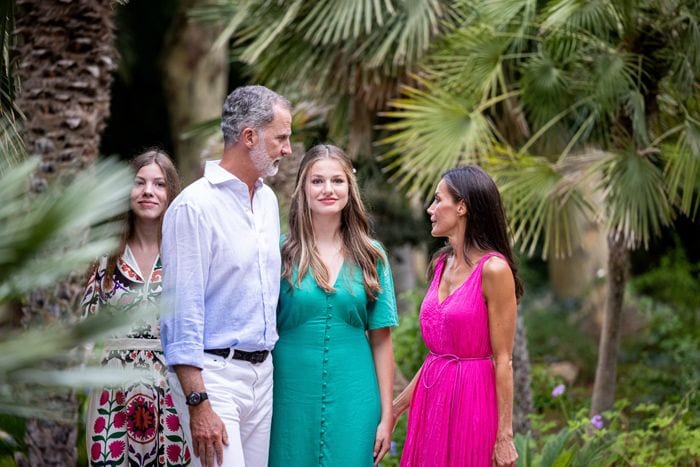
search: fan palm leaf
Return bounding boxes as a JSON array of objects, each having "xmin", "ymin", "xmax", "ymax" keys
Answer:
[
  {"xmin": 541, "ymin": 0, "xmax": 624, "ymax": 40},
  {"xmin": 591, "ymin": 149, "xmax": 673, "ymax": 248},
  {"xmin": 0, "ymin": 158, "xmax": 131, "ymax": 298},
  {"xmin": 663, "ymin": 115, "xmax": 700, "ymax": 217},
  {"xmin": 491, "ymin": 152, "xmax": 592, "ymax": 258},
  {"xmin": 0, "ymin": 156, "xmax": 146, "ymax": 418},
  {"xmin": 381, "ymin": 82, "xmax": 497, "ymax": 196}
]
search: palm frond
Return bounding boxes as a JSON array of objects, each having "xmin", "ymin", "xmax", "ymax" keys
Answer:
[
  {"xmin": 541, "ymin": 0, "xmax": 623, "ymax": 39},
  {"xmin": 658, "ymin": 4, "xmax": 699, "ymax": 98},
  {"xmin": 473, "ymin": 0, "xmax": 538, "ymax": 31},
  {"xmin": 520, "ymin": 52, "xmax": 571, "ymax": 129},
  {"xmin": 663, "ymin": 116, "xmax": 700, "ymax": 218},
  {"xmin": 593, "ymin": 149, "xmax": 673, "ymax": 249},
  {"xmin": 0, "ymin": 157, "xmax": 132, "ymax": 300},
  {"xmin": 0, "ymin": 0, "xmax": 23, "ymax": 176},
  {"xmin": 299, "ymin": 0, "xmax": 395, "ymax": 45},
  {"xmin": 490, "ymin": 153, "xmax": 591, "ymax": 259},
  {"xmin": 0, "ymin": 157, "xmax": 145, "ymax": 417},
  {"xmin": 380, "ymin": 82, "xmax": 497, "ymax": 197},
  {"xmin": 428, "ymin": 24, "xmax": 512, "ymax": 99},
  {"xmin": 625, "ymin": 89, "xmax": 649, "ymax": 147},
  {"xmin": 226, "ymin": 0, "xmax": 459, "ymax": 111},
  {"xmin": 363, "ymin": 0, "xmax": 453, "ymax": 68}
]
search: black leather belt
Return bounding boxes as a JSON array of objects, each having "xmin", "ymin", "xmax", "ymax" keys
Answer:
[{"xmin": 204, "ymin": 348, "xmax": 269, "ymax": 364}]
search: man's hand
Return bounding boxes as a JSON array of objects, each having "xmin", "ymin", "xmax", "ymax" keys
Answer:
[{"xmin": 189, "ymin": 403, "xmax": 229, "ymax": 467}]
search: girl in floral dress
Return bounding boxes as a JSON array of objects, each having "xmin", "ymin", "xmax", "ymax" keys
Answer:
[{"xmin": 82, "ymin": 150, "xmax": 191, "ymax": 466}]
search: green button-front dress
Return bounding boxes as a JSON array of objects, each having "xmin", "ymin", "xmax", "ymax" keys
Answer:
[{"xmin": 269, "ymin": 248, "xmax": 398, "ymax": 467}]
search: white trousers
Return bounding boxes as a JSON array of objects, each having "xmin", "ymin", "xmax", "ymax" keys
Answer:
[{"xmin": 169, "ymin": 353, "xmax": 274, "ymax": 467}]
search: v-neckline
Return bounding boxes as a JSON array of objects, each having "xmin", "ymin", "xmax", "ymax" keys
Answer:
[
  {"xmin": 329, "ymin": 260, "xmax": 345, "ymax": 287},
  {"xmin": 436, "ymin": 255, "xmax": 486, "ymax": 305}
]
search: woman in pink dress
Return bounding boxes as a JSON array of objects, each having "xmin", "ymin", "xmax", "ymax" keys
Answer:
[{"xmin": 393, "ymin": 166, "xmax": 522, "ymax": 467}]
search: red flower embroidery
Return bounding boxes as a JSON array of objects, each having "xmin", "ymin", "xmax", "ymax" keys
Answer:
[
  {"xmin": 126, "ymin": 396, "xmax": 156, "ymax": 441},
  {"xmin": 93, "ymin": 417, "xmax": 106, "ymax": 434},
  {"xmin": 108, "ymin": 440, "xmax": 125, "ymax": 459},
  {"xmin": 115, "ymin": 391, "xmax": 125, "ymax": 405},
  {"xmin": 166, "ymin": 444, "xmax": 181, "ymax": 462},
  {"xmin": 99, "ymin": 390, "xmax": 110, "ymax": 405},
  {"xmin": 165, "ymin": 394, "xmax": 173, "ymax": 407},
  {"xmin": 184, "ymin": 446, "xmax": 191, "ymax": 461},
  {"xmin": 165, "ymin": 413, "xmax": 180, "ymax": 432},
  {"xmin": 90, "ymin": 442, "xmax": 101, "ymax": 461},
  {"xmin": 113, "ymin": 410, "xmax": 127, "ymax": 428}
]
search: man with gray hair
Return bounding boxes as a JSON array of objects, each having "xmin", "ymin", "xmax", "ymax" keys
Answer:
[{"xmin": 161, "ymin": 85, "xmax": 292, "ymax": 467}]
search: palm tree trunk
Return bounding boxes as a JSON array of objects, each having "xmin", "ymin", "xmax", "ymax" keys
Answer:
[
  {"xmin": 512, "ymin": 310, "xmax": 533, "ymax": 434},
  {"xmin": 163, "ymin": 0, "xmax": 227, "ymax": 186},
  {"xmin": 590, "ymin": 232, "xmax": 628, "ymax": 417},
  {"xmin": 14, "ymin": 1, "xmax": 116, "ymax": 465}
]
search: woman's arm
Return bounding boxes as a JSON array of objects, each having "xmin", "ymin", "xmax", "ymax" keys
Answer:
[
  {"xmin": 369, "ymin": 327, "xmax": 394, "ymax": 466},
  {"xmin": 482, "ymin": 256, "xmax": 518, "ymax": 467},
  {"xmin": 392, "ymin": 366, "xmax": 421, "ymax": 429}
]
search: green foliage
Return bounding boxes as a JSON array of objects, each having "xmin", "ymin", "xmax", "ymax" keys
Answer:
[
  {"xmin": 517, "ymin": 395, "xmax": 700, "ymax": 466},
  {"xmin": 609, "ymin": 396, "xmax": 700, "ymax": 466},
  {"xmin": 0, "ymin": 157, "xmax": 145, "ymax": 419},
  {"xmin": 525, "ymin": 306, "xmax": 598, "ymax": 383},
  {"xmin": 381, "ymin": 0, "xmax": 700, "ymax": 259},
  {"xmin": 391, "ymin": 288, "xmax": 428, "ymax": 379}
]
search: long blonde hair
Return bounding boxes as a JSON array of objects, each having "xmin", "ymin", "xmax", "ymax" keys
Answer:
[{"xmin": 281, "ymin": 144, "xmax": 385, "ymax": 299}]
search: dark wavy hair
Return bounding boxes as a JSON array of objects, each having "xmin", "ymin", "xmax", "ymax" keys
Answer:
[{"xmin": 430, "ymin": 165, "xmax": 524, "ymax": 300}]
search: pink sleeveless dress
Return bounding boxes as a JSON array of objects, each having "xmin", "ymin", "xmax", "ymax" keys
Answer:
[{"xmin": 401, "ymin": 253, "xmax": 501, "ymax": 467}]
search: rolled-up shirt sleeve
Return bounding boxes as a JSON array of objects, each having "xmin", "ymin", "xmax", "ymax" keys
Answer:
[{"xmin": 160, "ymin": 202, "xmax": 210, "ymax": 369}]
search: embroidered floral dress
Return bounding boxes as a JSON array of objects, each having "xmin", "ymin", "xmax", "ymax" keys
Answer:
[{"xmin": 82, "ymin": 246, "xmax": 190, "ymax": 467}]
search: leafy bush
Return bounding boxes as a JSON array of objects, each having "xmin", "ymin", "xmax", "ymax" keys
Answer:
[
  {"xmin": 518, "ymin": 395, "xmax": 700, "ymax": 466},
  {"xmin": 392, "ymin": 289, "xmax": 428, "ymax": 379}
]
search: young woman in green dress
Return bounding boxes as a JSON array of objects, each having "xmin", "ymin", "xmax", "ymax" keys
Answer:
[{"xmin": 269, "ymin": 144, "xmax": 398, "ymax": 466}]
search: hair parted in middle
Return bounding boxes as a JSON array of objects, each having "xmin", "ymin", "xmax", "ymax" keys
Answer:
[
  {"xmin": 103, "ymin": 148, "xmax": 181, "ymax": 290},
  {"xmin": 281, "ymin": 144, "xmax": 385, "ymax": 300}
]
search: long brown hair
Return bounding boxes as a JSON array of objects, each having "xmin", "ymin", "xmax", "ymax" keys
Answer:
[
  {"xmin": 429, "ymin": 165, "xmax": 524, "ymax": 300},
  {"xmin": 103, "ymin": 149, "xmax": 180, "ymax": 289},
  {"xmin": 281, "ymin": 144, "xmax": 385, "ymax": 299}
]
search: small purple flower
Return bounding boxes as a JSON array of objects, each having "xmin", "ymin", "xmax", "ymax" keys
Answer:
[
  {"xmin": 390, "ymin": 441, "xmax": 397, "ymax": 456},
  {"xmin": 551, "ymin": 384, "xmax": 566, "ymax": 397},
  {"xmin": 590, "ymin": 414, "xmax": 604, "ymax": 430}
]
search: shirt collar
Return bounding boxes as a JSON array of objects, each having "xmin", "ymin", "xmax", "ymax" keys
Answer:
[{"xmin": 204, "ymin": 160, "xmax": 263, "ymax": 191}]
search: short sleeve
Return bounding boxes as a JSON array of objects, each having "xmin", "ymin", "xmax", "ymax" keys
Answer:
[{"xmin": 367, "ymin": 245, "xmax": 399, "ymax": 330}]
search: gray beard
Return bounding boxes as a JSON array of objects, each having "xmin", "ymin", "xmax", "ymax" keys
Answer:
[{"xmin": 250, "ymin": 139, "xmax": 279, "ymax": 178}]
